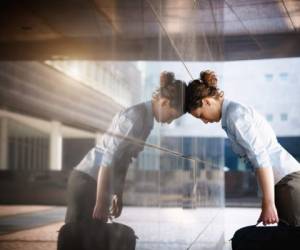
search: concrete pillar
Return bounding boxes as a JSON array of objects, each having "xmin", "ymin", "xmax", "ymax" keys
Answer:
[
  {"xmin": 0, "ymin": 117, "xmax": 8, "ymax": 170},
  {"xmin": 49, "ymin": 121, "xmax": 62, "ymax": 171}
]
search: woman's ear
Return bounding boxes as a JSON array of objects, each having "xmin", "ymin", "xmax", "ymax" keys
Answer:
[{"xmin": 203, "ymin": 98, "xmax": 210, "ymax": 106}]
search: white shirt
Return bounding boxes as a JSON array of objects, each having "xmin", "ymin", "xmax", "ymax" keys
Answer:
[
  {"xmin": 221, "ymin": 98, "xmax": 300, "ymax": 184},
  {"xmin": 75, "ymin": 101, "xmax": 154, "ymax": 181}
]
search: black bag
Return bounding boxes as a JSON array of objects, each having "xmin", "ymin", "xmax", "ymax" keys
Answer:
[
  {"xmin": 57, "ymin": 220, "xmax": 137, "ymax": 250},
  {"xmin": 231, "ymin": 224, "xmax": 300, "ymax": 250}
]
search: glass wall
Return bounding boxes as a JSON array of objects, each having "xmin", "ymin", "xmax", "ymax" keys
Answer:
[{"xmin": 0, "ymin": 0, "xmax": 226, "ymax": 249}]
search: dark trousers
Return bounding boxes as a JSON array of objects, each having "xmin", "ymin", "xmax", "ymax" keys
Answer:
[
  {"xmin": 275, "ymin": 170, "xmax": 300, "ymax": 226},
  {"xmin": 65, "ymin": 170, "xmax": 97, "ymax": 223}
]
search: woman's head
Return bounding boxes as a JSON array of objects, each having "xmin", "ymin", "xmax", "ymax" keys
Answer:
[
  {"xmin": 185, "ymin": 70, "xmax": 224, "ymax": 123},
  {"xmin": 152, "ymin": 71, "xmax": 187, "ymax": 124}
]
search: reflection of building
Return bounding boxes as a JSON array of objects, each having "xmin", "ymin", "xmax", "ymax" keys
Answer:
[
  {"xmin": 0, "ymin": 59, "xmax": 225, "ymax": 212},
  {"xmin": 45, "ymin": 60, "xmax": 142, "ymax": 107},
  {"xmin": 0, "ymin": 61, "xmax": 142, "ymax": 204}
]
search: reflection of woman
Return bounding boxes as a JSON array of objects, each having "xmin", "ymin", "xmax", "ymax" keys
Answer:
[
  {"xmin": 65, "ymin": 71, "xmax": 187, "ymax": 223},
  {"xmin": 185, "ymin": 70, "xmax": 300, "ymax": 226}
]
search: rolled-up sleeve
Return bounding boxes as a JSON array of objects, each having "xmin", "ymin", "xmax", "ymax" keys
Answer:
[
  {"xmin": 101, "ymin": 114, "xmax": 135, "ymax": 168},
  {"xmin": 230, "ymin": 113, "xmax": 272, "ymax": 169}
]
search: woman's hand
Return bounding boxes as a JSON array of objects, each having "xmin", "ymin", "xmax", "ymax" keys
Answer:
[
  {"xmin": 93, "ymin": 202, "xmax": 109, "ymax": 222},
  {"xmin": 257, "ymin": 201, "xmax": 279, "ymax": 225},
  {"xmin": 110, "ymin": 194, "xmax": 123, "ymax": 218}
]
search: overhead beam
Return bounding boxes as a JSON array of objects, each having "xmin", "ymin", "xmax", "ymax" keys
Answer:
[{"xmin": 0, "ymin": 33, "xmax": 299, "ymax": 61}]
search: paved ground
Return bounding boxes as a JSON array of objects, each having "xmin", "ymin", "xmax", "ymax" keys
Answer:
[
  {"xmin": 0, "ymin": 205, "xmax": 261, "ymax": 250},
  {"xmin": 0, "ymin": 207, "xmax": 66, "ymax": 235},
  {"xmin": 0, "ymin": 206, "xmax": 53, "ymax": 218}
]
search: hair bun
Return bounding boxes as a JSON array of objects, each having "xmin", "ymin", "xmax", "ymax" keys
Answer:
[
  {"xmin": 200, "ymin": 70, "xmax": 218, "ymax": 87},
  {"xmin": 160, "ymin": 71, "xmax": 175, "ymax": 87}
]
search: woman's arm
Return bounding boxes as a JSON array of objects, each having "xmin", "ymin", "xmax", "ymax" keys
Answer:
[
  {"xmin": 110, "ymin": 168, "xmax": 128, "ymax": 218},
  {"xmin": 93, "ymin": 115, "xmax": 135, "ymax": 221},
  {"xmin": 92, "ymin": 166, "xmax": 111, "ymax": 222},
  {"xmin": 228, "ymin": 112, "xmax": 278, "ymax": 225},
  {"xmin": 256, "ymin": 167, "xmax": 279, "ymax": 225}
]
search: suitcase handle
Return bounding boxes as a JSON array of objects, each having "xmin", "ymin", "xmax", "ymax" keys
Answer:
[{"xmin": 255, "ymin": 219, "xmax": 290, "ymax": 227}]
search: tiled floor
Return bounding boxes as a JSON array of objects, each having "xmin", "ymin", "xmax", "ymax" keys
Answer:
[
  {"xmin": 0, "ymin": 205, "xmax": 261, "ymax": 250},
  {"xmin": 224, "ymin": 207, "xmax": 260, "ymax": 241}
]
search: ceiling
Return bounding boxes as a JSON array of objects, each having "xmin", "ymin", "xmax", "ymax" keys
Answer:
[{"xmin": 0, "ymin": 0, "xmax": 299, "ymax": 61}]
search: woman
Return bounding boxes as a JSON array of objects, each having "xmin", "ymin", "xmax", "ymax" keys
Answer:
[
  {"xmin": 185, "ymin": 70, "xmax": 300, "ymax": 226},
  {"xmin": 65, "ymin": 71, "xmax": 187, "ymax": 223}
]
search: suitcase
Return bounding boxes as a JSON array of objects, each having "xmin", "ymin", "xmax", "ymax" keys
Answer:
[
  {"xmin": 57, "ymin": 220, "xmax": 137, "ymax": 250},
  {"xmin": 231, "ymin": 224, "xmax": 300, "ymax": 250}
]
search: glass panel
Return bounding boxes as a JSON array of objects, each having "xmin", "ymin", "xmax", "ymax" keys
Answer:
[{"xmin": 0, "ymin": 0, "xmax": 226, "ymax": 249}]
